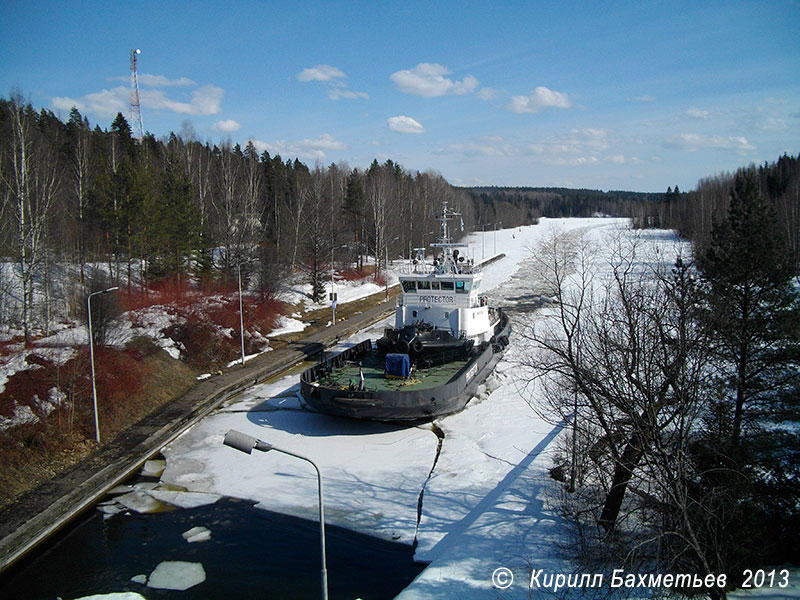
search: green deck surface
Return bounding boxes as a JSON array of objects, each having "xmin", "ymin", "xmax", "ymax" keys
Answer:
[{"xmin": 316, "ymin": 354, "xmax": 467, "ymax": 392}]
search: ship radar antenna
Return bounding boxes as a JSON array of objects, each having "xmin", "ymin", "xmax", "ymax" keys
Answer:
[{"xmin": 129, "ymin": 49, "xmax": 145, "ymax": 141}]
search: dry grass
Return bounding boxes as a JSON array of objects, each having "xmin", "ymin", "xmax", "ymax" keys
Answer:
[{"xmin": 0, "ymin": 342, "xmax": 196, "ymax": 510}]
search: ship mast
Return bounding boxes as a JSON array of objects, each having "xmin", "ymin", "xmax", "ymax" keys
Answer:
[{"xmin": 430, "ymin": 202, "xmax": 468, "ymax": 273}]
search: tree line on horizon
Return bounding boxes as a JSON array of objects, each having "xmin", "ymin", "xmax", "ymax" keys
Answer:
[{"xmin": 634, "ymin": 152, "xmax": 800, "ymax": 260}]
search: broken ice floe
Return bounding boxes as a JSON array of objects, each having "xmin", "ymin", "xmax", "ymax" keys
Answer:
[
  {"xmin": 74, "ymin": 593, "xmax": 146, "ymax": 600},
  {"xmin": 147, "ymin": 560, "xmax": 206, "ymax": 591},
  {"xmin": 182, "ymin": 526, "xmax": 212, "ymax": 543},
  {"xmin": 141, "ymin": 459, "xmax": 166, "ymax": 477},
  {"xmin": 148, "ymin": 489, "xmax": 221, "ymax": 509},
  {"xmin": 98, "ymin": 483, "xmax": 221, "ymax": 517},
  {"xmin": 114, "ymin": 491, "xmax": 165, "ymax": 514}
]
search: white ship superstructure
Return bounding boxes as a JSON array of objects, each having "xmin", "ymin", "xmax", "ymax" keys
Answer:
[{"xmin": 395, "ymin": 203, "xmax": 498, "ymax": 347}]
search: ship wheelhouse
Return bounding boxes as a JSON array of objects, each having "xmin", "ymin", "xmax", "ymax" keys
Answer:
[{"xmin": 393, "ymin": 203, "xmax": 497, "ymax": 346}]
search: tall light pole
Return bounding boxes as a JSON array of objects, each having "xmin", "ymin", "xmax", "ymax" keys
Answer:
[
  {"xmin": 481, "ymin": 224, "xmax": 485, "ymax": 261},
  {"xmin": 494, "ymin": 221, "xmax": 502, "ymax": 255},
  {"xmin": 87, "ymin": 286, "xmax": 118, "ymax": 444},
  {"xmin": 330, "ymin": 244, "xmax": 346, "ymax": 325},
  {"xmin": 224, "ymin": 430, "xmax": 328, "ymax": 600},
  {"xmin": 237, "ymin": 259, "xmax": 257, "ymax": 365}
]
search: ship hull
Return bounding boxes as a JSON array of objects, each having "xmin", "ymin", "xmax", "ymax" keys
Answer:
[{"xmin": 300, "ymin": 311, "xmax": 510, "ymax": 422}]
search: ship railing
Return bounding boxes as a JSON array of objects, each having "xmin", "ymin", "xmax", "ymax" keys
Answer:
[
  {"xmin": 416, "ymin": 348, "xmax": 469, "ymax": 370},
  {"xmin": 396, "ymin": 260, "xmax": 481, "ymax": 275},
  {"xmin": 397, "ymin": 261, "xmax": 437, "ymax": 274},
  {"xmin": 303, "ymin": 339, "xmax": 373, "ymax": 384}
]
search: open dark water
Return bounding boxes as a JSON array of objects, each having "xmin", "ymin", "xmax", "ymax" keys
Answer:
[{"xmin": 0, "ymin": 497, "xmax": 424, "ymax": 600}]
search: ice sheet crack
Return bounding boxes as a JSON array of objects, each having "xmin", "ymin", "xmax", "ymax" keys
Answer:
[{"xmin": 413, "ymin": 422, "xmax": 445, "ymax": 551}]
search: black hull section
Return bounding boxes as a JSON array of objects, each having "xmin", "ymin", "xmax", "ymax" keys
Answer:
[{"xmin": 300, "ymin": 311, "xmax": 511, "ymax": 422}]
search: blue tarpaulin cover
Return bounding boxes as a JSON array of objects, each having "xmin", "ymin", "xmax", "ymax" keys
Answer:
[{"xmin": 385, "ymin": 353, "xmax": 411, "ymax": 378}]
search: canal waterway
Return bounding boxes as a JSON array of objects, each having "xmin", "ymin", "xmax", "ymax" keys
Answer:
[{"xmin": 0, "ymin": 496, "xmax": 424, "ymax": 599}]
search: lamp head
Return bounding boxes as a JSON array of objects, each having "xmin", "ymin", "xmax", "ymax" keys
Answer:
[{"xmin": 223, "ymin": 429, "xmax": 272, "ymax": 454}]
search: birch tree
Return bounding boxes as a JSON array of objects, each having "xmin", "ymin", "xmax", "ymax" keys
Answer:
[{"xmin": 0, "ymin": 95, "xmax": 60, "ymax": 343}]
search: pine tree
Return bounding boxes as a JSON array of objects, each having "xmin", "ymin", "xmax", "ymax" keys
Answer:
[
  {"xmin": 693, "ymin": 167, "xmax": 800, "ymax": 575},
  {"xmin": 698, "ymin": 168, "xmax": 800, "ymax": 449}
]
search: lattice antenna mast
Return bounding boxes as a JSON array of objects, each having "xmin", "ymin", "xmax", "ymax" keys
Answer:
[{"xmin": 129, "ymin": 48, "xmax": 145, "ymax": 140}]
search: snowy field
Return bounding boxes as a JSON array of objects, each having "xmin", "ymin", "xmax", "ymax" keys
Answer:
[{"xmin": 17, "ymin": 216, "xmax": 796, "ymax": 599}]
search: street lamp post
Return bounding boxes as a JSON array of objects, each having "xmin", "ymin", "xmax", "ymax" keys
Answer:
[
  {"xmin": 237, "ymin": 260, "xmax": 257, "ymax": 365},
  {"xmin": 237, "ymin": 263, "xmax": 246, "ymax": 365},
  {"xmin": 494, "ymin": 221, "xmax": 502, "ymax": 255},
  {"xmin": 223, "ymin": 430, "xmax": 328, "ymax": 600},
  {"xmin": 330, "ymin": 244, "xmax": 346, "ymax": 325},
  {"xmin": 87, "ymin": 286, "xmax": 118, "ymax": 444}
]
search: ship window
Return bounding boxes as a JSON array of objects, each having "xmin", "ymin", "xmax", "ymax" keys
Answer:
[
  {"xmin": 413, "ymin": 310, "xmax": 418, "ymax": 318},
  {"xmin": 455, "ymin": 280, "xmax": 471, "ymax": 294},
  {"xmin": 431, "ymin": 281, "xmax": 440, "ymax": 290},
  {"xmin": 441, "ymin": 281, "xmax": 454, "ymax": 290},
  {"xmin": 444, "ymin": 312, "xmax": 449, "ymax": 318},
  {"xmin": 402, "ymin": 280, "xmax": 416, "ymax": 293},
  {"xmin": 417, "ymin": 280, "xmax": 431, "ymax": 290}
]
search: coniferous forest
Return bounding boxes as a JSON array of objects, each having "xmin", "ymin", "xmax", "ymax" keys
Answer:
[
  {"xmin": 0, "ymin": 95, "xmax": 477, "ymax": 343},
  {"xmin": 0, "ymin": 94, "xmax": 691, "ymax": 344}
]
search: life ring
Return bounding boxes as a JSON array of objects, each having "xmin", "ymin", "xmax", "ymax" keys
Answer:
[{"xmin": 411, "ymin": 339, "xmax": 424, "ymax": 354}]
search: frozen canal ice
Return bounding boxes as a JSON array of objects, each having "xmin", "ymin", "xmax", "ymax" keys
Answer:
[{"xmin": 158, "ymin": 218, "xmax": 629, "ymax": 560}]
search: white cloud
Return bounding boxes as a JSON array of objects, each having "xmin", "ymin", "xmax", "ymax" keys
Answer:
[
  {"xmin": 524, "ymin": 128, "xmax": 634, "ymax": 167},
  {"xmin": 609, "ymin": 155, "xmax": 641, "ymax": 164},
  {"xmin": 438, "ymin": 136, "xmax": 516, "ymax": 157},
  {"xmin": 508, "ymin": 86, "xmax": 571, "ymax": 113},
  {"xmin": 387, "ymin": 115, "xmax": 425, "ymax": 134},
  {"xmin": 299, "ymin": 133, "xmax": 346, "ymax": 150},
  {"xmin": 757, "ymin": 116, "xmax": 787, "ymax": 131},
  {"xmin": 211, "ymin": 119, "xmax": 241, "ymax": 133},
  {"xmin": 530, "ymin": 128, "xmax": 610, "ymax": 155},
  {"xmin": 142, "ymin": 85, "xmax": 224, "ymax": 115},
  {"xmin": 390, "ymin": 63, "xmax": 479, "ymax": 97},
  {"xmin": 52, "ymin": 87, "xmax": 128, "ymax": 118},
  {"xmin": 328, "ymin": 88, "xmax": 370, "ymax": 100},
  {"xmin": 109, "ymin": 74, "xmax": 196, "ymax": 87},
  {"xmin": 296, "ymin": 64, "xmax": 346, "ymax": 82},
  {"xmin": 686, "ymin": 107, "xmax": 710, "ymax": 119},
  {"xmin": 669, "ymin": 133, "xmax": 755, "ymax": 152},
  {"xmin": 51, "ymin": 82, "xmax": 224, "ymax": 119},
  {"xmin": 476, "ymin": 87, "xmax": 500, "ymax": 101},
  {"xmin": 297, "ymin": 64, "xmax": 368, "ymax": 101},
  {"xmin": 249, "ymin": 133, "xmax": 346, "ymax": 162}
]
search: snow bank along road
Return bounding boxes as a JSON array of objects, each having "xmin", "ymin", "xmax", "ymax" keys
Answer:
[
  {"xmin": 0, "ymin": 293, "xmax": 399, "ymax": 573},
  {"xmin": 156, "ymin": 218, "xmax": 633, "ymax": 595}
]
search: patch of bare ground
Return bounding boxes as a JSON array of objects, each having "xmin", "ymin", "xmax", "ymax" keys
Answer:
[{"xmin": 0, "ymin": 343, "xmax": 196, "ymax": 511}]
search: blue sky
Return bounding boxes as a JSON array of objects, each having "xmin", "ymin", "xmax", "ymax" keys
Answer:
[{"xmin": 2, "ymin": 0, "xmax": 798, "ymax": 192}]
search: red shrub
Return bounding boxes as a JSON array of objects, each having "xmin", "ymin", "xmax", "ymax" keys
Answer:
[
  {"xmin": 0, "ymin": 337, "xmax": 25, "ymax": 358},
  {"xmin": 91, "ymin": 346, "xmax": 150, "ymax": 427},
  {"xmin": 337, "ymin": 266, "xmax": 375, "ymax": 282},
  {"xmin": 0, "ymin": 356, "xmax": 59, "ymax": 419},
  {"xmin": 117, "ymin": 275, "xmax": 199, "ymax": 313}
]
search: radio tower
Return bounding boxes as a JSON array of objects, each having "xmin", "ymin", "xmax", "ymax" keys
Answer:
[{"xmin": 129, "ymin": 48, "xmax": 144, "ymax": 140}]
